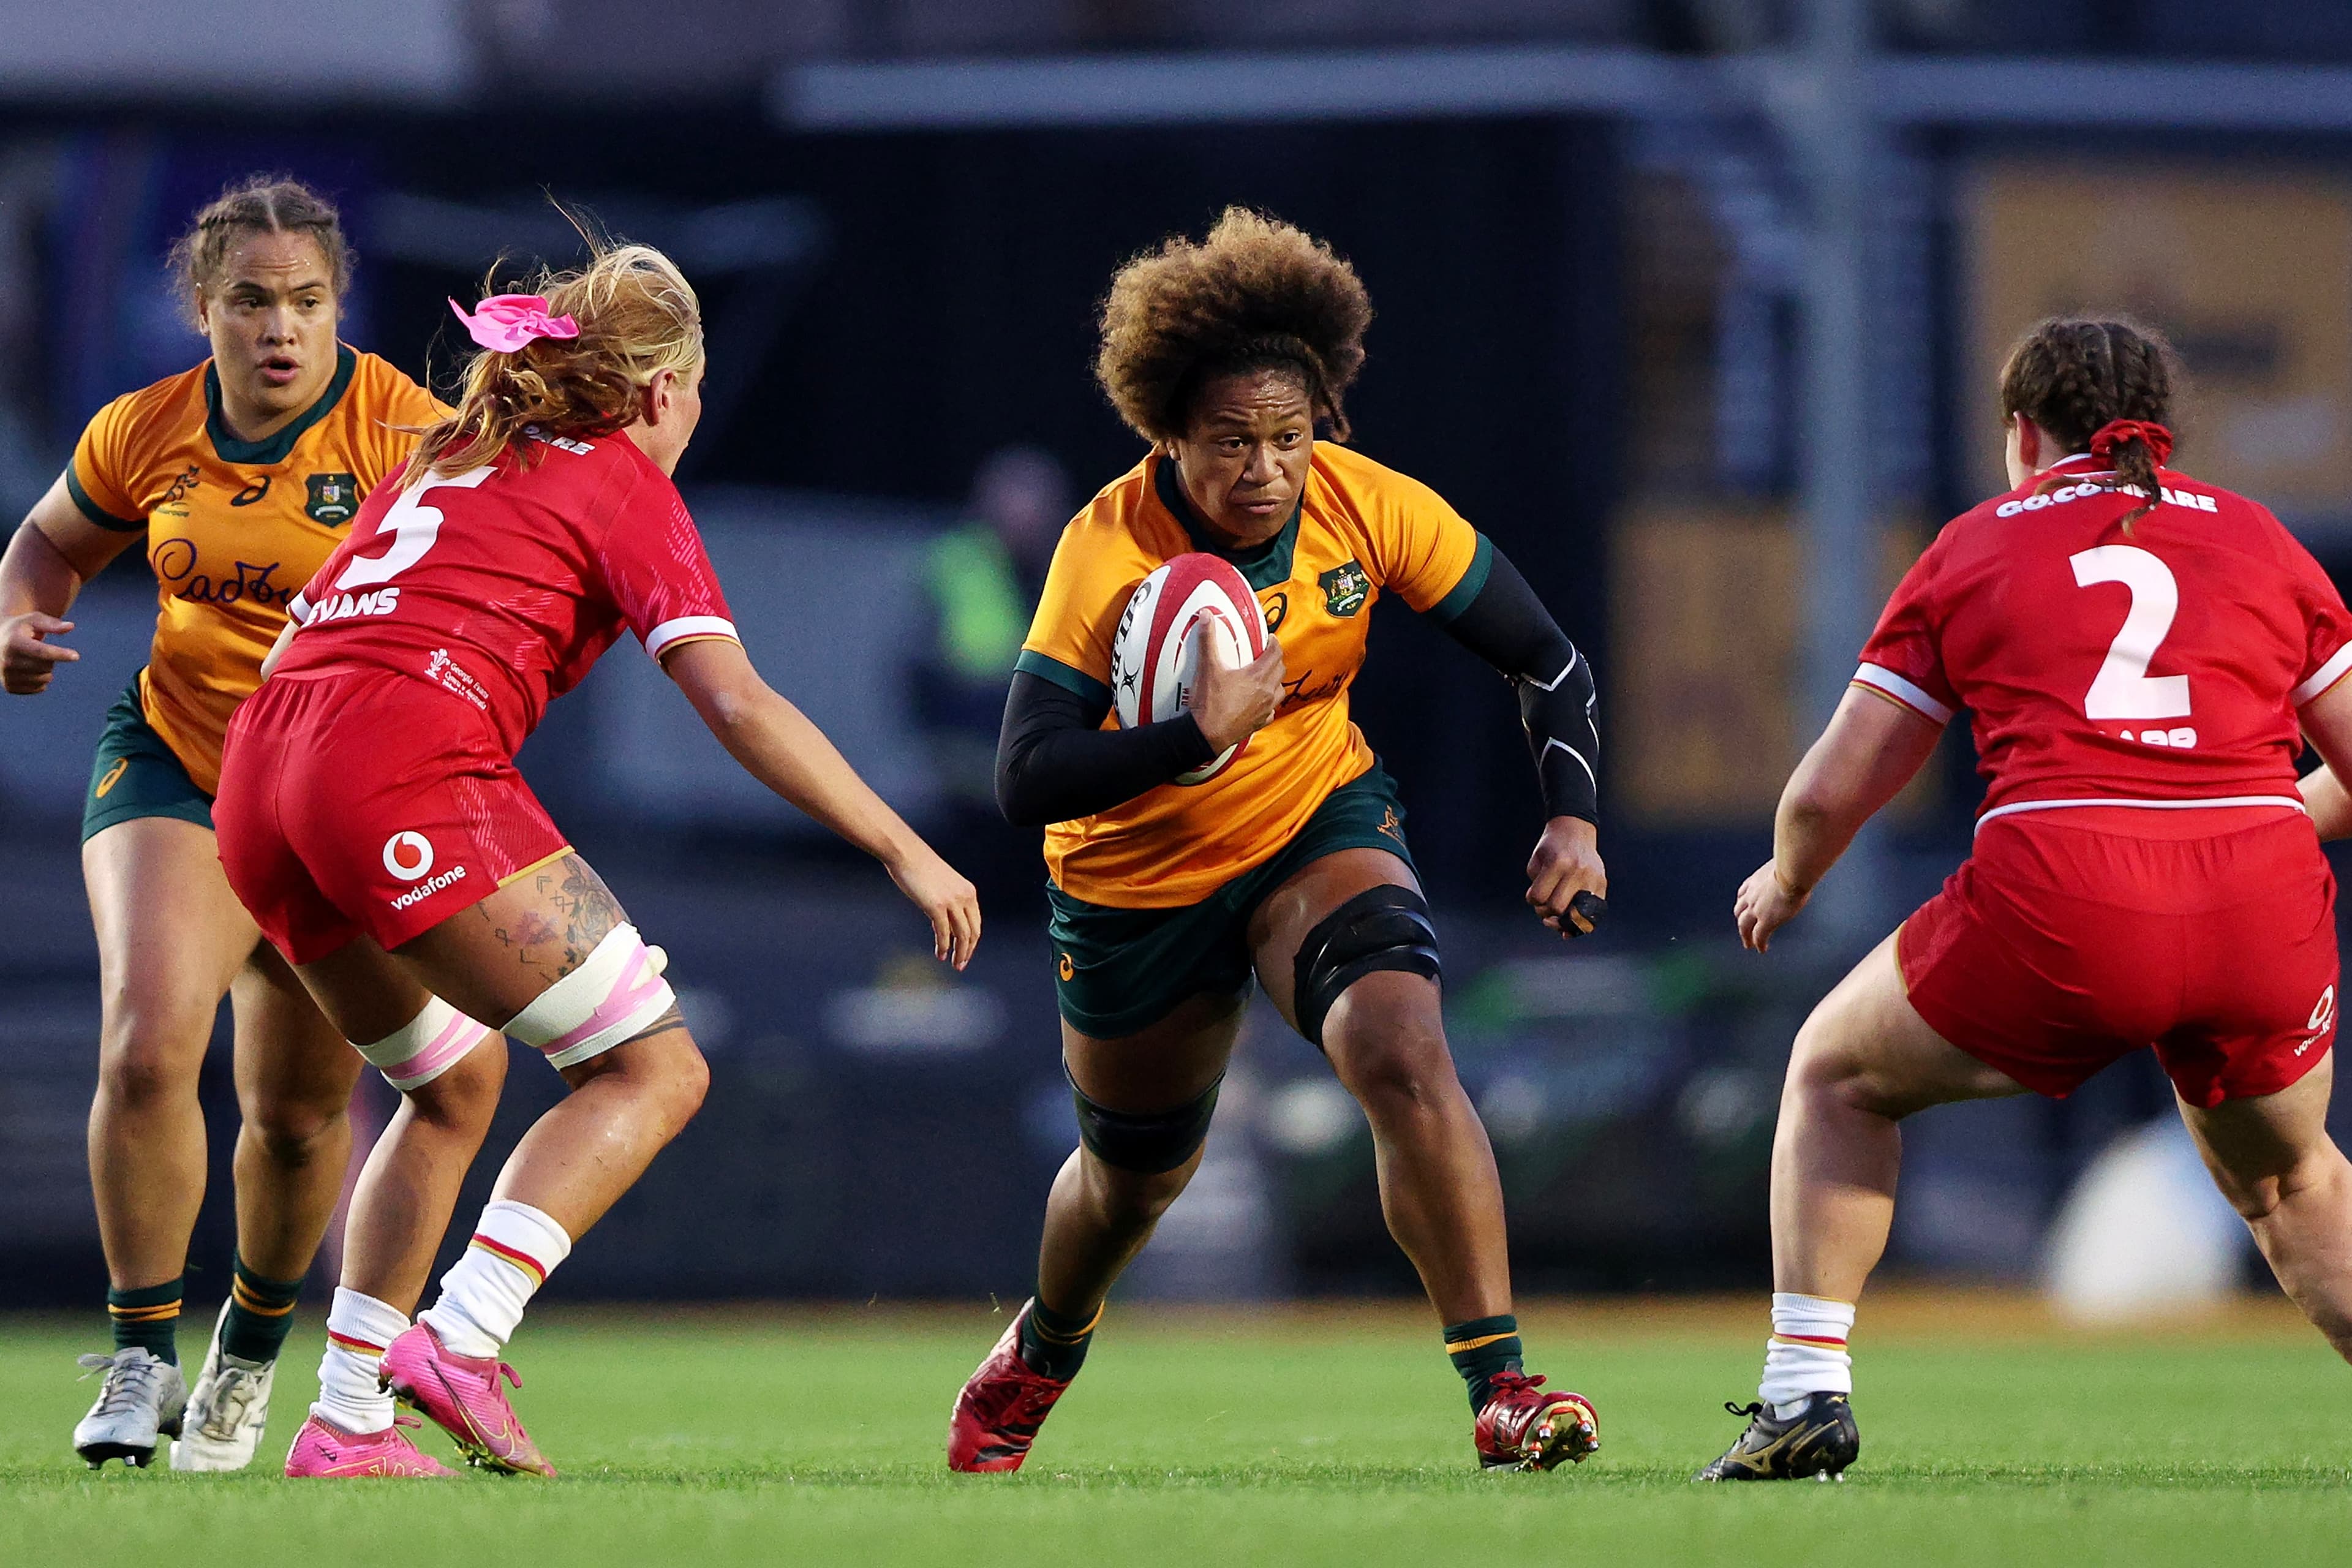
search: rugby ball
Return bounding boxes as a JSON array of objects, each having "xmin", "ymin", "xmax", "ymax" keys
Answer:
[{"xmin": 1110, "ymin": 554, "xmax": 1270, "ymax": 786}]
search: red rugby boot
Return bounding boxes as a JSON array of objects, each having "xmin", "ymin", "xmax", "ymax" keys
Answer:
[
  {"xmin": 1474, "ymin": 1371, "xmax": 1599, "ymax": 1471},
  {"xmin": 284, "ymin": 1412, "xmax": 458, "ymax": 1479},
  {"xmin": 948, "ymin": 1303, "xmax": 1074, "ymax": 1473},
  {"xmin": 380, "ymin": 1321, "xmax": 555, "ymax": 1477}
]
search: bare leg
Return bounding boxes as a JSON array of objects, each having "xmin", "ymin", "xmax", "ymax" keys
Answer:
[
  {"xmin": 228, "ymin": 945, "xmax": 364, "ymax": 1281},
  {"xmin": 484, "ymin": 1030, "xmax": 707, "ymax": 1238},
  {"xmin": 337, "ymin": 1049, "xmax": 509, "ymax": 1314},
  {"xmin": 2179, "ymin": 1056, "xmax": 2352, "ymax": 1362},
  {"xmin": 1250, "ymin": 849, "xmax": 1510, "ymax": 1322},
  {"xmin": 1039, "ymin": 993, "xmax": 1243, "ymax": 1316},
  {"xmin": 1768, "ymin": 933, "xmax": 2026, "ymax": 1300},
  {"xmin": 83, "ymin": 818, "xmax": 260, "ymax": 1291},
  {"xmin": 292, "ymin": 940, "xmax": 508, "ymax": 1312},
  {"xmin": 296, "ymin": 854, "xmax": 706, "ymax": 1295}
]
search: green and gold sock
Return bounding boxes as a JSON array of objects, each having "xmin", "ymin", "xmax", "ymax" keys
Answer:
[
  {"xmin": 1445, "ymin": 1314, "xmax": 1523, "ymax": 1412},
  {"xmin": 108, "ymin": 1279, "xmax": 183, "ymax": 1365},
  {"xmin": 220, "ymin": 1255, "xmax": 304, "ymax": 1364},
  {"xmin": 1016, "ymin": 1295, "xmax": 1101, "ymax": 1382}
]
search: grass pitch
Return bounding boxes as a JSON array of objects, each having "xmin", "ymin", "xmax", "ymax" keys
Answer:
[{"xmin": 6, "ymin": 1294, "xmax": 2350, "ymax": 1567}]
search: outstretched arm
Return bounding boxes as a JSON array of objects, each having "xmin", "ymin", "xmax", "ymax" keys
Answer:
[
  {"xmin": 1, "ymin": 476, "xmax": 141, "ymax": 695},
  {"xmin": 1428, "ymin": 543, "xmax": 1606, "ymax": 938},
  {"xmin": 663, "ymin": 636, "xmax": 981, "ymax": 968},
  {"xmin": 1735, "ymin": 686, "xmax": 1944, "ymax": 951}
]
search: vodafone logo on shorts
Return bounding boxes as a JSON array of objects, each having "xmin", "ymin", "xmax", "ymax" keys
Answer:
[
  {"xmin": 383, "ymin": 831, "xmax": 435, "ymax": 880},
  {"xmin": 2301, "ymin": 986, "xmax": 2338, "ymax": 1055},
  {"xmin": 383, "ymin": 831, "xmax": 469, "ymax": 911}
]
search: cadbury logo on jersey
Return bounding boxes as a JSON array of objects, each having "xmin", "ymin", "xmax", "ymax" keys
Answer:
[
  {"xmin": 304, "ymin": 587, "xmax": 401, "ymax": 625},
  {"xmin": 1997, "ymin": 483, "xmax": 2219, "ymax": 519},
  {"xmin": 154, "ymin": 539, "xmax": 292, "ymax": 608}
]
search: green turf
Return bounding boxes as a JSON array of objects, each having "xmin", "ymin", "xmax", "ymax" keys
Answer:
[{"xmin": 6, "ymin": 1303, "xmax": 2350, "ymax": 1566}]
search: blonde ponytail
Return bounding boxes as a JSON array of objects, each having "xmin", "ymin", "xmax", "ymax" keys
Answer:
[{"xmin": 409, "ymin": 240, "xmax": 701, "ymax": 482}]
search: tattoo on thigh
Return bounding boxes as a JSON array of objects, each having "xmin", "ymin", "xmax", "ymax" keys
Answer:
[
  {"xmin": 617, "ymin": 1004, "xmax": 685, "ymax": 1049},
  {"xmin": 482, "ymin": 854, "xmax": 628, "ymax": 983}
]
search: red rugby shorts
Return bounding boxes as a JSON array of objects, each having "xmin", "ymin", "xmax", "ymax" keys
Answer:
[
  {"xmin": 216, "ymin": 668, "xmax": 568, "ymax": 965},
  {"xmin": 1899, "ymin": 809, "xmax": 2338, "ymax": 1109}
]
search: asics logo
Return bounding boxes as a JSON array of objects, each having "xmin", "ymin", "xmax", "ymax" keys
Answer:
[{"xmin": 383, "ymin": 831, "xmax": 435, "ymax": 880}]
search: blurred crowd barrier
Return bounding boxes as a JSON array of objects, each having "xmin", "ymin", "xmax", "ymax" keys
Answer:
[{"xmin": 12, "ymin": 1, "xmax": 2352, "ymax": 106}]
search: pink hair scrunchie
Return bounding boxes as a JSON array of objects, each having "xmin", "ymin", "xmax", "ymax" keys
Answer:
[{"xmin": 449, "ymin": 293, "xmax": 580, "ymax": 353}]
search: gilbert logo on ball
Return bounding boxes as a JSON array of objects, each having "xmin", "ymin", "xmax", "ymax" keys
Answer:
[{"xmin": 1110, "ymin": 554, "xmax": 1270, "ymax": 786}]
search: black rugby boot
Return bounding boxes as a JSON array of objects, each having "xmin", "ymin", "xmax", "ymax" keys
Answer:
[{"xmin": 1694, "ymin": 1392, "xmax": 1859, "ymax": 1482}]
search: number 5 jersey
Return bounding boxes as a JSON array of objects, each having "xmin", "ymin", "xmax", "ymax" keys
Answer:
[
  {"xmin": 221, "ymin": 428, "xmax": 739, "ymax": 963},
  {"xmin": 274, "ymin": 428, "xmax": 739, "ymax": 757},
  {"xmin": 1853, "ymin": 450, "xmax": 2352, "ymax": 825}
]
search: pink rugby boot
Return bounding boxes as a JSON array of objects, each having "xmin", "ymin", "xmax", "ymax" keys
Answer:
[
  {"xmin": 284, "ymin": 1412, "xmax": 457, "ymax": 1478},
  {"xmin": 380, "ymin": 1321, "xmax": 556, "ymax": 1477}
]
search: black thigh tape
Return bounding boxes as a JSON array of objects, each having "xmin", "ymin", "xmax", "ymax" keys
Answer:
[
  {"xmin": 1291, "ymin": 884, "xmax": 1442, "ymax": 1047},
  {"xmin": 1067, "ymin": 1065, "xmax": 1223, "ymax": 1174}
]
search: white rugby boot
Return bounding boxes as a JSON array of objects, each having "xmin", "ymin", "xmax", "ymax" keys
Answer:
[
  {"xmin": 72, "ymin": 1347, "xmax": 189, "ymax": 1469},
  {"xmin": 171, "ymin": 1300, "xmax": 277, "ymax": 1471}
]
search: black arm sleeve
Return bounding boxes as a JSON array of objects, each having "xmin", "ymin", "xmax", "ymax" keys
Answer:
[
  {"xmin": 993, "ymin": 671, "xmax": 1221, "ymax": 829},
  {"xmin": 1433, "ymin": 544, "xmax": 1600, "ymax": 824}
]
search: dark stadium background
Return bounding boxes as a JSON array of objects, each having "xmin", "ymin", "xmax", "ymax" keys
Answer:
[{"xmin": 6, "ymin": 0, "xmax": 2352, "ymax": 1311}]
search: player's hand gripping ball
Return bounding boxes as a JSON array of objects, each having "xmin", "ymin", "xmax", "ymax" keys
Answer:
[{"xmin": 1111, "ymin": 554, "xmax": 1272, "ymax": 785}]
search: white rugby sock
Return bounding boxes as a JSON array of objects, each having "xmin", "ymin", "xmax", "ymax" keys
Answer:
[
  {"xmin": 1759, "ymin": 1292, "xmax": 1855, "ymax": 1416},
  {"xmin": 420, "ymin": 1200, "xmax": 573, "ymax": 1358},
  {"xmin": 314, "ymin": 1288, "xmax": 407, "ymax": 1434}
]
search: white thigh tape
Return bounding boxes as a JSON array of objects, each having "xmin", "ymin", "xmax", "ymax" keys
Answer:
[
  {"xmin": 358, "ymin": 997, "xmax": 494, "ymax": 1093},
  {"xmin": 505, "ymin": 924, "xmax": 677, "ymax": 1069}
]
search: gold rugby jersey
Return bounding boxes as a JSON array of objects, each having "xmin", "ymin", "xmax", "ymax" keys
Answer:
[
  {"xmin": 1019, "ymin": 442, "xmax": 1487, "ymax": 907},
  {"xmin": 67, "ymin": 345, "xmax": 445, "ymax": 794}
]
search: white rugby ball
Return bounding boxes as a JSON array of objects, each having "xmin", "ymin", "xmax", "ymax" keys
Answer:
[{"xmin": 1110, "ymin": 553, "xmax": 1270, "ymax": 786}]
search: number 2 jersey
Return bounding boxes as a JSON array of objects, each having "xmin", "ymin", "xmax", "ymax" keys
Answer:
[
  {"xmin": 272, "ymin": 428, "xmax": 741, "ymax": 757},
  {"xmin": 1853, "ymin": 451, "xmax": 2352, "ymax": 825}
]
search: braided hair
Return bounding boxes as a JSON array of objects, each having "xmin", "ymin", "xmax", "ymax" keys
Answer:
[
  {"xmin": 1096, "ymin": 208, "xmax": 1372, "ymax": 445},
  {"xmin": 168, "ymin": 174, "xmax": 352, "ymax": 326},
  {"xmin": 1999, "ymin": 316, "xmax": 2182, "ymax": 530}
]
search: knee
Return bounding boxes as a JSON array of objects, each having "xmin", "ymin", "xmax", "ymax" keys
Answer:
[
  {"xmin": 2215, "ymin": 1147, "xmax": 2346, "ymax": 1226},
  {"xmin": 1787, "ymin": 1016, "xmax": 1891, "ymax": 1118},
  {"xmin": 595, "ymin": 1035, "xmax": 708, "ymax": 1133},
  {"xmin": 1082, "ymin": 1155, "xmax": 1191, "ymax": 1227},
  {"xmin": 242, "ymin": 1093, "xmax": 346, "ymax": 1165},
  {"xmin": 663, "ymin": 1044, "xmax": 710, "ymax": 1128},
  {"xmin": 408, "ymin": 1038, "xmax": 507, "ymax": 1129},
  {"xmin": 1330, "ymin": 1011, "xmax": 1460, "ymax": 1123},
  {"xmin": 96, "ymin": 1010, "xmax": 210, "ymax": 1109}
]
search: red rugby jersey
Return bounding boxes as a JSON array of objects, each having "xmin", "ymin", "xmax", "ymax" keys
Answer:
[
  {"xmin": 276, "ymin": 428, "xmax": 737, "ymax": 754},
  {"xmin": 1855, "ymin": 454, "xmax": 2352, "ymax": 824}
]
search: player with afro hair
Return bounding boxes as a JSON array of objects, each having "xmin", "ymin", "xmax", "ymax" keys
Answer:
[{"xmin": 952, "ymin": 207, "xmax": 1612, "ymax": 1475}]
